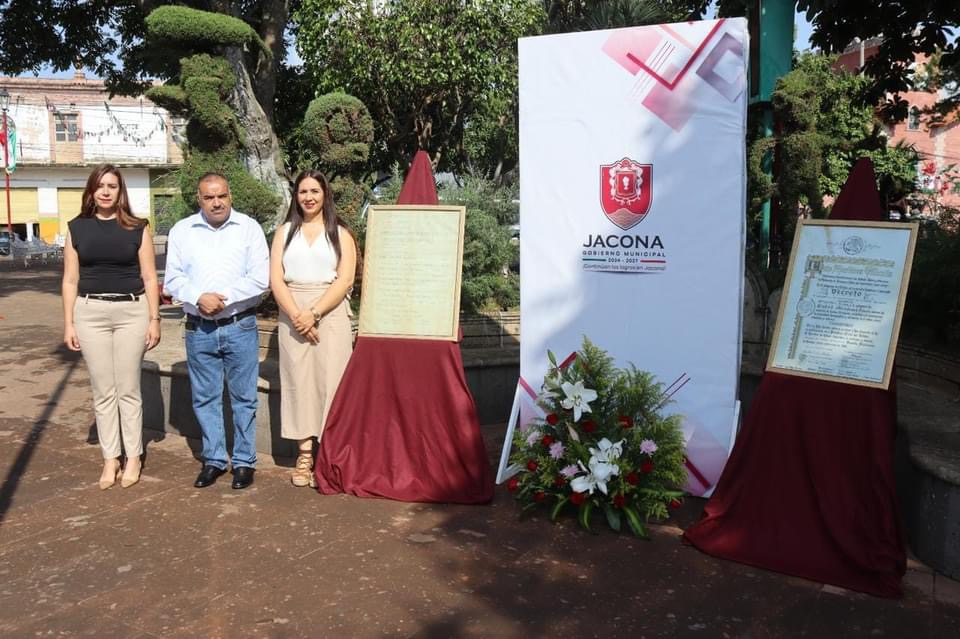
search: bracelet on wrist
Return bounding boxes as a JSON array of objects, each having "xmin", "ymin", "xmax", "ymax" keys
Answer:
[{"xmin": 150, "ymin": 317, "xmax": 161, "ymax": 321}]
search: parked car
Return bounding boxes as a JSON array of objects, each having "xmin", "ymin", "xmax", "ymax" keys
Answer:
[{"xmin": 0, "ymin": 230, "xmax": 15, "ymax": 256}]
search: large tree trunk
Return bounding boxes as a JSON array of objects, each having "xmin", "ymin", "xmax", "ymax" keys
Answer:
[
  {"xmin": 224, "ymin": 48, "xmax": 291, "ymax": 224},
  {"xmin": 250, "ymin": 0, "xmax": 289, "ymax": 123}
]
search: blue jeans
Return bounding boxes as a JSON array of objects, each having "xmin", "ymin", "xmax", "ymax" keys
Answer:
[{"xmin": 185, "ymin": 313, "xmax": 260, "ymax": 470}]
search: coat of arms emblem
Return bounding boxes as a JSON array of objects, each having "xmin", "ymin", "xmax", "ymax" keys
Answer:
[{"xmin": 599, "ymin": 158, "xmax": 652, "ymax": 230}]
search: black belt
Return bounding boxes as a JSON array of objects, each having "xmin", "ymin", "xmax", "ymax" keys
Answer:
[
  {"xmin": 186, "ymin": 307, "xmax": 257, "ymax": 327},
  {"xmin": 84, "ymin": 292, "xmax": 143, "ymax": 302}
]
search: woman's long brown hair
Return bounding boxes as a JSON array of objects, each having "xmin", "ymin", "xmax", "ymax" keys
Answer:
[
  {"xmin": 283, "ymin": 170, "xmax": 348, "ymax": 261},
  {"xmin": 77, "ymin": 164, "xmax": 145, "ymax": 230}
]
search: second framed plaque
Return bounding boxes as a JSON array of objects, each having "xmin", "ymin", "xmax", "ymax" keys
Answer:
[
  {"xmin": 766, "ymin": 218, "xmax": 917, "ymax": 389},
  {"xmin": 358, "ymin": 205, "xmax": 466, "ymax": 341}
]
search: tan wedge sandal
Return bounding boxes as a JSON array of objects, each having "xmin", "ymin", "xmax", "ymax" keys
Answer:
[{"xmin": 291, "ymin": 452, "xmax": 316, "ymax": 488}]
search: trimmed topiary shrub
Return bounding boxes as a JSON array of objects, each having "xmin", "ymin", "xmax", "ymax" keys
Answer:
[
  {"xmin": 291, "ymin": 92, "xmax": 375, "ymax": 223},
  {"xmin": 145, "ymin": 10, "xmax": 282, "ymax": 228},
  {"xmin": 177, "ymin": 151, "xmax": 281, "ymax": 225},
  {"xmin": 301, "ymin": 92, "xmax": 374, "ymax": 170},
  {"xmin": 145, "ymin": 6, "xmax": 270, "ymax": 58}
]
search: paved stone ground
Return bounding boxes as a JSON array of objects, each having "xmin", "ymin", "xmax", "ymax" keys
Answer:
[{"xmin": 2, "ymin": 264, "xmax": 960, "ymax": 638}]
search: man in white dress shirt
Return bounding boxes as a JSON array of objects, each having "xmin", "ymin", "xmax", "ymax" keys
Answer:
[{"xmin": 164, "ymin": 173, "xmax": 269, "ymax": 489}]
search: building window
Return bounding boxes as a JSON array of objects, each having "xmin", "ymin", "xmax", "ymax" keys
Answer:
[
  {"xmin": 55, "ymin": 113, "xmax": 80, "ymax": 142},
  {"xmin": 907, "ymin": 107, "xmax": 921, "ymax": 131}
]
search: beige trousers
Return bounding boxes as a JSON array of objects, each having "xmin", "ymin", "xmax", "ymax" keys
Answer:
[
  {"xmin": 278, "ymin": 284, "xmax": 353, "ymax": 441},
  {"xmin": 74, "ymin": 296, "xmax": 148, "ymax": 459}
]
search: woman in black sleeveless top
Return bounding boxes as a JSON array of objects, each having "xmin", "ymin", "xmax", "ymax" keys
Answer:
[{"xmin": 62, "ymin": 165, "xmax": 160, "ymax": 490}]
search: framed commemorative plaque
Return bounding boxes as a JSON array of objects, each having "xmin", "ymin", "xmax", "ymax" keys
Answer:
[
  {"xmin": 358, "ymin": 205, "xmax": 465, "ymax": 341},
  {"xmin": 766, "ymin": 219, "xmax": 917, "ymax": 389}
]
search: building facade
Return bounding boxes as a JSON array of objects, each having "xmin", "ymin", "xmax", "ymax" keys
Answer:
[
  {"xmin": 1, "ymin": 71, "xmax": 183, "ymax": 243},
  {"xmin": 836, "ymin": 41, "xmax": 960, "ymax": 214}
]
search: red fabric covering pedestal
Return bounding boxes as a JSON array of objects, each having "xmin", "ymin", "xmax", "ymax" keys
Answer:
[
  {"xmin": 682, "ymin": 159, "xmax": 906, "ymax": 597},
  {"xmin": 314, "ymin": 151, "xmax": 494, "ymax": 504}
]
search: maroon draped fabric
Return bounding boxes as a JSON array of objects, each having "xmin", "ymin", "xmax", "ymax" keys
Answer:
[
  {"xmin": 683, "ymin": 159, "xmax": 906, "ymax": 597},
  {"xmin": 315, "ymin": 151, "xmax": 494, "ymax": 503}
]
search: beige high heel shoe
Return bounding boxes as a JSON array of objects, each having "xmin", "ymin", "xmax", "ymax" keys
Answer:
[
  {"xmin": 120, "ymin": 456, "xmax": 142, "ymax": 488},
  {"xmin": 99, "ymin": 458, "xmax": 121, "ymax": 490}
]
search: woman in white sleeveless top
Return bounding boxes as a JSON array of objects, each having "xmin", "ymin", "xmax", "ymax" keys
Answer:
[{"xmin": 269, "ymin": 170, "xmax": 356, "ymax": 487}]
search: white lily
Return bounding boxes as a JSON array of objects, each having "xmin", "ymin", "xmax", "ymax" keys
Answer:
[
  {"xmin": 560, "ymin": 380, "xmax": 598, "ymax": 422},
  {"xmin": 589, "ymin": 438, "xmax": 624, "ymax": 463},
  {"xmin": 570, "ymin": 460, "xmax": 596, "ymax": 494},
  {"xmin": 570, "ymin": 455, "xmax": 620, "ymax": 495},
  {"xmin": 570, "ymin": 474, "xmax": 595, "ymax": 495}
]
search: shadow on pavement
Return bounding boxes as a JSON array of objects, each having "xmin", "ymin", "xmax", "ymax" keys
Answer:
[{"xmin": 0, "ymin": 358, "xmax": 79, "ymax": 526}]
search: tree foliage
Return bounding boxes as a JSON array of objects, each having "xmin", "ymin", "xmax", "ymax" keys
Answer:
[
  {"xmin": 542, "ymin": 0, "xmax": 706, "ymax": 32},
  {"xmin": 295, "ymin": 0, "xmax": 545, "ymax": 178},
  {"xmin": 748, "ymin": 53, "xmax": 919, "ymax": 246},
  {"xmin": 0, "ymin": 1, "xmax": 292, "ymax": 100},
  {"xmin": 446, "ymin": 179, "xmax": 520, "ymax": 313},
  {"xmin": 795, "ymin": 0, "xmax": 960, "ymax": 121},
  {"xmin": 903, "ymin": 218, "xmax": 960, "ymax": 344},
  {"xmin": 0, "ymin": 0, "xmax": 293, "ymax": 224}
]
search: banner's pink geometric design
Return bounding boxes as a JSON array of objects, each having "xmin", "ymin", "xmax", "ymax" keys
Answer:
[
  {"xmin": 680, "ymin": 416, "xmax": 729, "ymax": 494},
  {"xmin": 601, "ymin": 19, "xmax": 745, "ymax": 132},
  {"xmin": 657, "ymin": 373, "xmax": 727, "ymax": 495}
]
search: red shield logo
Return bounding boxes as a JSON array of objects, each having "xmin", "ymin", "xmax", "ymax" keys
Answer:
[{"xmin": 600, "ymin": 158, "xmax": 652, "ymax": 230}]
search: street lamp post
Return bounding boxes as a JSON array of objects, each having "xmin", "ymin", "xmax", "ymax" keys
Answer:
[{"xmin": 0, "ymin": 87, "xmax": 12, "ymax": 240}]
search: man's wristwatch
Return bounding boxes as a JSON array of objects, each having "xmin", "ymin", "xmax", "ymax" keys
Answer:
[{"xmin": 311, "ymin": 307, "xmax": 321, "ymax": 325}]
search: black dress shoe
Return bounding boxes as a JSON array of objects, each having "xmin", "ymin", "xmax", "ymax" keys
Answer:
[
  {"xmin": 194, "ymin": 465, "xmax": 225, "ymax": 488},
  {"xmin": 231, "ymin": 466, "xmax": 255, "ymax": 490}
]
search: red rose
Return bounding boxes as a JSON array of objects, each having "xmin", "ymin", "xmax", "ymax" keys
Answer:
[
  {"xmin": 613, "ymin": 494, "xmax": 626, "ymax": 508},
  {"xmin": 625, "ymin": 472, "xmax": 639, "ymax": 485},
  {"xmin": 507, "ymin": 478, "xmax": 519, "ymax": 492},
  {"xmin": 534, "ymin": 491, "xmax": 546, "ymax": 502},
  {"xmin": 527, "ymin": 460, "xmax": 539, "ymax": 472},
  {"xmin": 570, "ymin": 492, "xmax": 586, "ymax": 505},
  {"xmin": 641, "ymin": 460, "xmax": 654, "ymax": 474},
  {"xmin": 618, "ymin": 415, "xmax": 633, "ymax": 429},
  {"xmin": 669, "ymin": 498, "xmax": 682, "ymax": 509},
  {"xmin": 546, "ymin": 413, "xmax": 559, "ymax": 425},
  {"xmin": 582, "ymin": 420, "xmax": 597, "ymax": 433},
  {"xmin": 554, "ymin": 476, "xmax": 566, "ymax": 487},
  {"xmin": 542, "ymin": 435, "xmax": 555, "ymax": 447}
]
